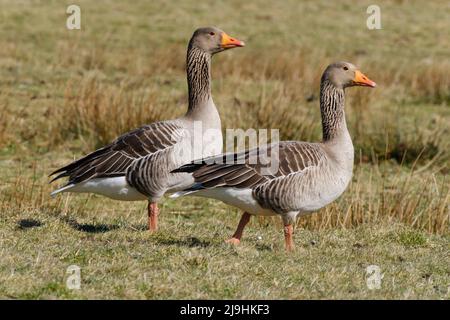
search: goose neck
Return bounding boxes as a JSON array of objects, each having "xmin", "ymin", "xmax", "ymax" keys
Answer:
[
  {"xmin": 320, "ymin": 80, "xmax": 347, "ymax": 142},
  {"xmin": 185, "ymin": 46, "xmax": 212, "ymax": 116}
]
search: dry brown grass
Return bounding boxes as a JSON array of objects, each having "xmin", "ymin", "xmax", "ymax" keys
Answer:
[
  {"xmin": 297, "ymin": 164, "xmax": 449, "ymax": 234},
  {"xmin": 0, "ymin": 103, "xmax": 12, "ymax": 148},
  {"xmin": 50, "ymin": 75, "xmax": 177, "ymax": 150},
  {"xmin": 42, "ymin": 49, "xmax": 450, "ymax": 167},
  {"xmin": 1, "ymin": 158, "xmax": 448, "ymax": 236}
]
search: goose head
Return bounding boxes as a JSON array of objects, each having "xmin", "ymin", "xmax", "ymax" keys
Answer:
[
  {"xmin": 189, "ymin": 27, "xmax": 245, "ymax": 55},
  {"xmin": 323, "ymin": 61, "xmax": 376, "ymax": 89}
]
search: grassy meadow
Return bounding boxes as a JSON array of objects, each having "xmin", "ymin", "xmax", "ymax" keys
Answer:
[{"xmin": 0, "ymin": 0, "xmax": 449, "ymax": 299}]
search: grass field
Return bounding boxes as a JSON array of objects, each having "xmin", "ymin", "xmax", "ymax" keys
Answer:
[{"xmin": 0, "ymin": 0, "xmax": 449, "ymax": 299}]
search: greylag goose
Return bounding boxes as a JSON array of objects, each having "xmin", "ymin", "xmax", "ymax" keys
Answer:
[
  {"xmin": 172, "ymin": 62, "xmax": 376, "ymax": 251},
  {"xmin": 50, "ymin": 27, "xmax": 245, "ymax": 231}
]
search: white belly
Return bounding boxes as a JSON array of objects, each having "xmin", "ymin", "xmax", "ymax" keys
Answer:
[
  {"xmin": 64, "ymin": 177, "xmax": 147, "ymax": 201},
  {"xmin": 193, "ymin": 188, "xmax": 276, "ymax": 216}
]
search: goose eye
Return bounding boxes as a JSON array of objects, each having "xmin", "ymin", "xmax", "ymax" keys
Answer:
[
  {"xmin": 343, "ymin": 66, "xmax": 349, "ymax": 71},
  {"xmin": 209, "ymin": 32, "xmax": 215, "ymax": 36}
]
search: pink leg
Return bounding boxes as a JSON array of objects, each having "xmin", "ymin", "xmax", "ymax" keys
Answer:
[
  {"xmin": 225, "ymin": 212, "xmax": 251, "ymax": 245},
  {"xmin": 284, "ymin": 224, "xmax": 294, "ymax": 251},
  {"xmin": 148, "ymin": 202, "xmax": 159, "ymax": 232}
]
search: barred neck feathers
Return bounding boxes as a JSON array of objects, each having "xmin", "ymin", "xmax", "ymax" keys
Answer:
[
  {"xmin": 185, "ymin": 46, "xmax": 212, "ymax": 116},
  {"xmin": 320, "ymin": 79, "xmax": 346, "ymax": 142}
]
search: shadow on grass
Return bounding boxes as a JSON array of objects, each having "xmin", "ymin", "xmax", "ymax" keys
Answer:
[
  {"xmin": 17, "ymin": 219, "xmax": 43, "ymax": 230},
  {"xmin": 157, "ymin": 236, "xmax": 211, "ymax": 248},
  {"xmin": 255, "ymin": 243, "xmax": 273, "ymax": 251},
  {"xmin": 129, "ymin": 224, "xmax": 148, "ymax": 231},
  {"xmin": 62, "ymin": 217, "xmax": 119, "ymax": 233}
]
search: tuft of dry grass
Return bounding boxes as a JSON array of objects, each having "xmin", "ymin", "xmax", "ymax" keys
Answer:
[
  {"xmin": 49, "ymin": 75, "xmax": 180, "ymax": 150},
  {"xmin": 404, "ymin": 62, "xmax": 450, "ymax": 105}
]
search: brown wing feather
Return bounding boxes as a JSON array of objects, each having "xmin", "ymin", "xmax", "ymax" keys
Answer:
[
  {"xmin": 180, "ymin": 141, "xmax": 324, "ymax": 191},
  {"xmin": 50, "ymin": 121, "xmax": 184, "ymax": 185}
]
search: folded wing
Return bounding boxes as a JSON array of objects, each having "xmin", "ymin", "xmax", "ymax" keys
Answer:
[
  {"xmin": 50, "ymin": 121, "xmax": 185, "ymax": 186},
  {"xmin": 175, "ymin": 141, "xmax": 325, "ymax": 191}
]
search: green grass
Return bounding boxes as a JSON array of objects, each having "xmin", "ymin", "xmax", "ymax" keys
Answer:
[
  {"xmin": 0, "ymin": 0, "xmax": 449, "ymax": 299},
  {"xmin": 1, "ymin": 196, "xmax": 449, "ymax": 299}
]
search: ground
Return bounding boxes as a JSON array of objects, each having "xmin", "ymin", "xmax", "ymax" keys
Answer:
[{"xmin": 0, "ymin": 0, "xmax": 448, "ymax": 299}]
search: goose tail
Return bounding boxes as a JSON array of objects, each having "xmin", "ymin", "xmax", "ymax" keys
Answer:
[
  {"xmin": 169, "ymin": 182, "xmax": 204, "ymax": 198},
  {"xmin": 50, "ymin": 183, "xmax": 75, "ymax": 198},
  {"xmin": 170, "ymin": 190, "xmax": 197, "ymax": 198}
]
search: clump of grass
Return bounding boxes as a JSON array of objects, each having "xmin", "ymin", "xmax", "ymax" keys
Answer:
[
  {"xmin": 397, "ymin": 230, "xmax": 427, "ymax": 247},
  {"xmin": 50, "ymin": 74, "xmax": 179, "ymax": 150}
]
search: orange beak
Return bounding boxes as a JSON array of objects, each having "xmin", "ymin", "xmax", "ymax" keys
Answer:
[
  {"xmin": 353, "ymin": 70, "xmax": 376, "ymax": 88},
  {"xmin": 221, "ymin": 32, "xmax": 245, "ymax": 48}
]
